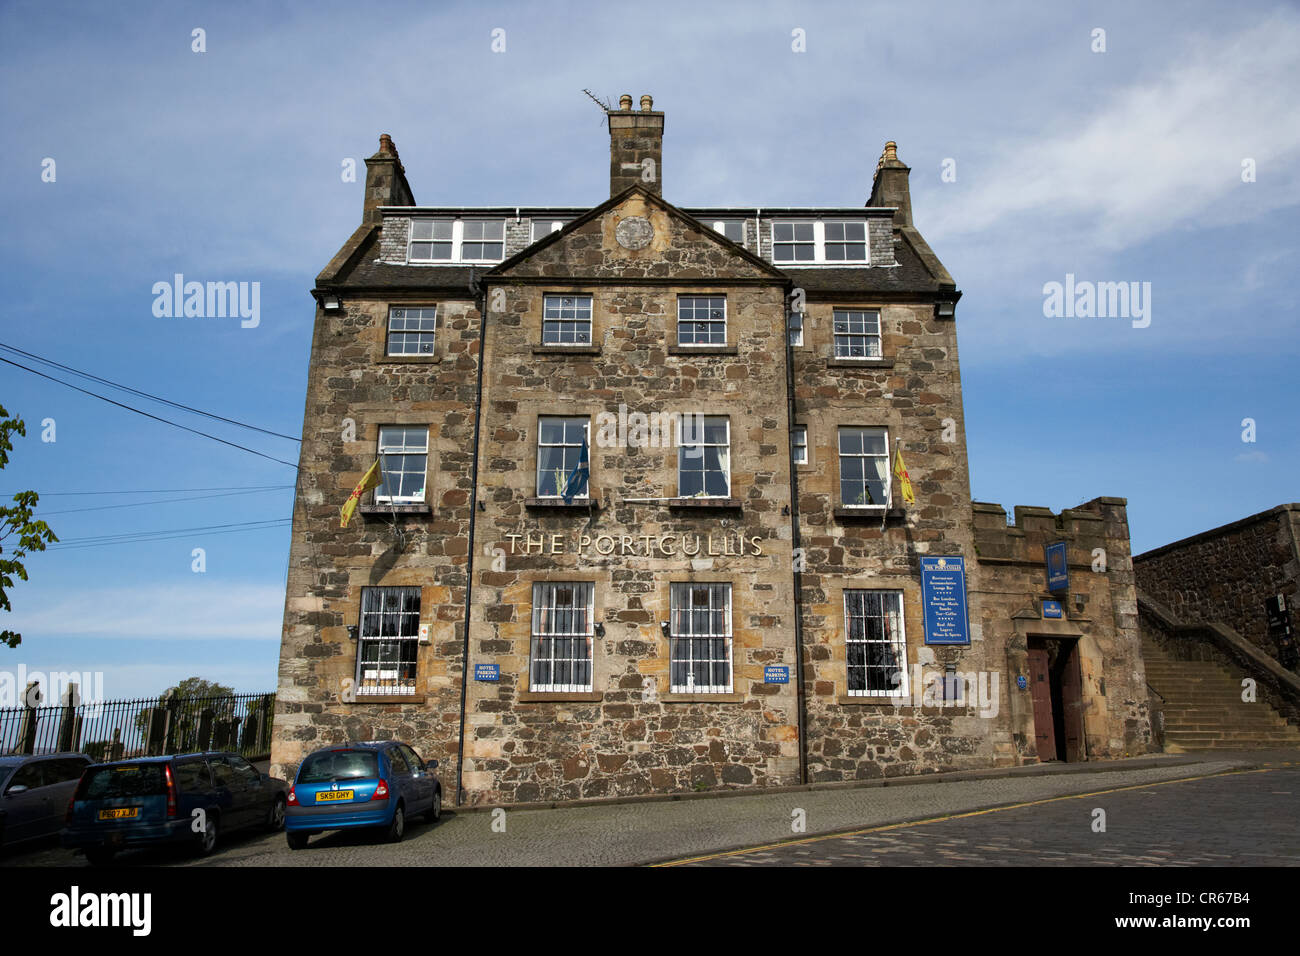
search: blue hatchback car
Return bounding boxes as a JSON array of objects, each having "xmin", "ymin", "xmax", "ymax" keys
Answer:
[{"xmin": 285, "ymin": 741, "xmax": 441, "ymax": 849}]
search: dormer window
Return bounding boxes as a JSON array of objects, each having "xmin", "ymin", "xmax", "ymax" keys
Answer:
[
  {"xmin": 408, "ymin": 219, "xmax": 504, "ymax": 263},
  {"xmin": 711, "ymin": 220, "xmax": 746, "ymax": 244},
  {"xmin": 772, "ymin": 220, "xmax": 869, "ymax": 264},
  {"xmin": 531, "ymin": 219, "xmax": 571, "ymax": 243}
]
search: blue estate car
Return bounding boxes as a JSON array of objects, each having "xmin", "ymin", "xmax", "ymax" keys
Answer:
[
  {"xmin": 285, "ymin": 741, "xmax": 441, "ymax": 849},
  {"xmin": 62, "ymin": 752, "xmax": 288, "ymax": 865}
]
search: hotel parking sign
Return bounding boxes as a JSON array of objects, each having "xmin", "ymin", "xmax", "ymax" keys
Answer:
[{"xmin": 920, "ymin": 555, "xmax": 970, "ymax": 645}]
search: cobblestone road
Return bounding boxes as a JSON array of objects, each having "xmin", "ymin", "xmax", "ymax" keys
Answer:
[
  {"xmin": 10, "ymin": 757, "xmax": 1293, "ymax": 867},
  {"xmin": 665, "ymin": 767, "xmax": 1300, "ymax": 866}
]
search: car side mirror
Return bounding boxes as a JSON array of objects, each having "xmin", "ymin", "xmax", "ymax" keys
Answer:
[
  {"xmin": 427, "ymin": 759, "xmax": 438, "ymax": 770},
  {"xmin": 6, "ymin": 785, "xmax": 28, "ymax": 796}
]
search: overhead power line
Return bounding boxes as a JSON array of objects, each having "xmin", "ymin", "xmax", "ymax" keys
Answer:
[
  {"xmin": 44, "ymin": 518, "xmax": 293, "ymax": 552},
  {"xmin": 0, "ymin": 355, "xmax": 300, "ymax": 469},
  {"xmin": 36, "ymin": 486, "xmax": 295, "ymax": 516},
  {"xmin": 0, "ymin": 342, "xmax": 300, "ymax": 442},
  {"xmin": 28, "ymin": 484, "xmax": 293, "ymax": 497}
]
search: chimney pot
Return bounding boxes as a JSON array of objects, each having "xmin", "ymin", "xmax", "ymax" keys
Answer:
[
  {"xmin": 640, "ymin": 94, "xmax": 653, "ymax": 111},
  {"xmin": 619, "ymin": 94, "xmax": 633, "ymax": 111},
  {"xmin": 884, "ymin": 140, "xmax": 898, "ymax": 162}
]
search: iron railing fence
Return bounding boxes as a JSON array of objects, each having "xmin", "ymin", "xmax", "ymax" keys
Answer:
[{"xmin": 0, "ymin": 691, "xmax": 276, "ymax": 761}]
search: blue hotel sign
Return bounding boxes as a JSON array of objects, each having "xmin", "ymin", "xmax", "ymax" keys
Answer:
[
  {"xmin": 1042, "ymin": 600, "xmax": 1063, "ymax": 619},
  {"xmin": 474, "ymin": 664, "xmax": 500, "ymax": 682},
  {"xmin": 1045, "ymin": 541, "xmax": 1069, "ymax": 593},
  {"xmin": 920, "ymin": 555, "xmax": 970, "ymax": 645},
  {"xmin": 764, "ymin": 666, "xmax": 789, "ymax": 685}
]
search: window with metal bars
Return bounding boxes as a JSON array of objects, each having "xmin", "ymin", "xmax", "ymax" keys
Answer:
[
  {"xmin": 669, "ymin": 583, "xmax": 732, "ymax": 693},
  {"xmin": 677, "ymin": 295, "xmax": 727, "ymax": 345},
  {"xmin": 844, "ymin": 590, "xmax": 907, "ymax": 697},
  {"xmin": 530, "ymin": 582, "xmax": 595, "ymax": 692},
  {"xmin": 356, "ymin": 587, "xmax": 421, "ymax": 696}
]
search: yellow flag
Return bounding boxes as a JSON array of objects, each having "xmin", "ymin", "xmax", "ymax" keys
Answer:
[
  {"xmin": 340, "ymin": 459, "xmax": 383, "ymax": 528},
  {"xmin": 892, "ymin": 443, "xmax": 915, "ymax": 506}
]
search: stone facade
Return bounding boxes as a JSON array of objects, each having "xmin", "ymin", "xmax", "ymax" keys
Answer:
[
  {"xmin": 270, "ymin": 94, "xmax": 1154, "ymax": 804},
  {"xmin": 1134, "ymin": 504, "xmax": 1300, "ymax": 664}
]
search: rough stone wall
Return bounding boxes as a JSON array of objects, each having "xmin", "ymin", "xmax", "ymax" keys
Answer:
[
  {"xmin": 269, "ymin": 295, "xmax": 483, "ymax": 782},
  {"xmin": 379, "ymin": 215, "xmax": 409, "ymax": 262},
  {"xmin": 457, "ymin": 195, "xmax": 800, "ymax": 804},
  {"xmin": 793, "ymin": 300, "xmax": 992, "ymax": 779},
  {"xmin": 1134, "ymin": 505, "xmax": 1300, "ymax": 663},
  {"xmin": 972, "ymin": 498, "xmax": 1153, "ymax": 760}
]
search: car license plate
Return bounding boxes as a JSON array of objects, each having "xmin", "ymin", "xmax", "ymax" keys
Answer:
[
  {"xmin": 98, "ymin": 808, "xmax": 140, "ymax": 820},
  {"xmin": 315, "ymin": 790, "xmax": 354, "ymax": 802}
]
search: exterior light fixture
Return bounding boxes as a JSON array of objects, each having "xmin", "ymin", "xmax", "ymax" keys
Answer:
[
  {"xmin": 594, "ymin": 622, "xmax": 606, "ymax": 637},
  {"xmin": 660, "ymin": 621, "xmax": 670, "ymax": 637},
  {"xmin": 346, "ymin": 625, "xmax": 358, "ymax": 642},
  {"xmin": 321, "ymin": 293, "xmax": 341, "ymax": 311},
  {"xmin": 935, "ymin": 299, "xmax": 955, "ymax": 319}
]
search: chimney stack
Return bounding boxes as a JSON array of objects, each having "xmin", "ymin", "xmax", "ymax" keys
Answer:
[
  {"xmin": 868, "ymin": 140, "xmax": 912, "ymax": 229},
  {"xmin": 363, "ymin": 133, "xmax": 416, "ymax": 224},
  {"xmin": 607, "ymin": 92, "xmax": 664, "ymax": 197}
]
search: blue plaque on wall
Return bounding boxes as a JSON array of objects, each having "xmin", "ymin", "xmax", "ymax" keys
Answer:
[
  {"xmin": 920, "ymin": 555, "xmax": 970, "ymax": 645},
  {"xmin": 1045, "ymin": 541, "xmax": 1069, "ymax": 593},
  {"xmin": 475, "ymin": 664, "xmax": 500, "ymax": 682},
  {"xmin": 1042, "ymin": 600, "xmax": 1063, "ymax": 619},
  {"xmin": 764, "ymin": 665, "xmax": 789, "ymax": 684}
]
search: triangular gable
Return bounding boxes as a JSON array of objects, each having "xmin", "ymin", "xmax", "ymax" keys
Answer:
[{"xmin": 487, "ymin": 184, "xmax": 787, "ymax": 282}]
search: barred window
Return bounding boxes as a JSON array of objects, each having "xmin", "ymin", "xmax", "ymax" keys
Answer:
[
  {"xmin": 536, "ymin": 417, "xmax": 589, "ymax": 498},
  {"xmin": 669, "ymin": 583, "xmax": 733, "ymax": 693},
  {"xmin": 678, "ymin": 416, "xmax": 729, "ymax": 498},
  {"xmin": 677, "ymin": 295, "xmax": 726, "ymax": 346},
  {"xmin": 531, "ymin": 582, "xmax": 595, "ymax": 693},
  {"xmin": 356, "ymin": 586, "xmax": 421, "ymax": 696},
  {"xmin": 387, "ymin": 307, "xmax": 436, "ymax": 355},
  {"xmin": 377, "ymin": 426, "xmax": 428, "ymax": 503},
  {"xmin": 845, "ymin": 590, "xmax": 907, "ymax": 697},
  {"xmin": 542, "ymin": 294, "xmax": 593, "ymax": 345},
  {"xmin": 839, "ymin": 426, "xmax": 889, "ymax": 508},
  {"xmin": 833, "ymin": 309, "xmax": 882, "ymax": 358}
]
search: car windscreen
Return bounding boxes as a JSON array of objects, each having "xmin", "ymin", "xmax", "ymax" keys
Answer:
[
  {"xmin": 297, "ymin": 750, "xmax": 380, "ymax": 784},
  {"xmin": 78, "ymin": 764, "xmax": 167, "ymax": 799}
]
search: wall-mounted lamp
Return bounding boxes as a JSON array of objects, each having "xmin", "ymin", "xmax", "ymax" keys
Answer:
[
  {"xmin": 935, "ymin": 299, "xmax": 956, "ymax": 320},
  {"xmin": 346, "ymin": 625, "xmax": 358, "ymax": 642},
  {"xmin": 660, "ymin": 621, "xmax": 670, "ymax": 637},
  {"xmin": 594, "ymin": 622, "xmax": 605, "ymax": 637},
  {"xmin": 321, "ymin": 294, "xmax": 341, "ymax": 311}
]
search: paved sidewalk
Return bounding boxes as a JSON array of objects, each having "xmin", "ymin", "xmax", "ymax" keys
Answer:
[{"xmin": 195, "ymin": 749, "xmax": 1295, "ymax": 867}]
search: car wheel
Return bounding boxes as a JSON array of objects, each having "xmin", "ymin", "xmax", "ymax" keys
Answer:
[
  {"xmin": 267, "ymin": 796, "xmax": 287, "ymax": 832},
  {"xmin": 197, "ymin": 813, "xmax": 220, "ymax": 856},
  {"xmin": 424, "ymin": 790, "xmax": 441, "ymax": 824},
  {"xmin": 286, "ymin": 831, "xmax": 309, "ymax": 850},
  {"xmin": 85, "ymin": 847, "xmax": 116, "ymax": 866},
  {"xmin": 385, "ymin": 803, "xmax": 405, "ymax": 843}
]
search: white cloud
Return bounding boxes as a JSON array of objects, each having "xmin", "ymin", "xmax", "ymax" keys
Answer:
[{"xmin": 7, "ymin": 583, "xmax": 284, "ymax": 640}]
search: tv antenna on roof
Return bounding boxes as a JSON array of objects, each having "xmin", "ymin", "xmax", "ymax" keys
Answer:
[{"xmin": 582, "ymin": 88, "xmax": 613, "ymax": 121}]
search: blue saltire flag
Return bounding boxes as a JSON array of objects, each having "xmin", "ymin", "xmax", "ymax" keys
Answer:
[{"xmin": 561, "ymin": 435, "xmax": 590, "ymax": 503}]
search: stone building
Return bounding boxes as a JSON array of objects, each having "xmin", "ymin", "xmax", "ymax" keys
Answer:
[{"xmin": 271, "ymin": 95, "xmax": 1154, "ymax": 805}]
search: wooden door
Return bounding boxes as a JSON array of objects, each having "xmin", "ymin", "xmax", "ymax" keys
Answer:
[
  {"xmin": 1027, "ymin": 648, "xmax": 1056, "ymax": 761},
  {"xmin": 1060, "ymin": 642, "xmax": 1085, "ymax": 762}
]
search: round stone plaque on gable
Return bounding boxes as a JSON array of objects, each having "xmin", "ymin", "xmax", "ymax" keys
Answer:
[{"xmin": 615, "ymin": 216, "xmax": 654, "ymax": 250}]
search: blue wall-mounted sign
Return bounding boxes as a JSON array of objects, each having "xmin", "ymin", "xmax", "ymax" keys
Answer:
[
  {"xmin": 1045, "ymin": 541, "xmax": 1069, "ymax": 593},
  {"xmin": 1042, "ymin": 600, "xmax": 1063, "ymax": 619},
  {"xmin": 920, "ymin": 555, "xmax": 970, "ymax": 645},
  {"xmin": 1016, "ymin": 675, "xmax": 1029, "ymax": 690},
  {"xmin": 764, "ymin": 666, "xmax": 789, "ymax": 685},
  {"xmin": 475, "ymin": 664, "xmax": 500, "ymax": 682}
]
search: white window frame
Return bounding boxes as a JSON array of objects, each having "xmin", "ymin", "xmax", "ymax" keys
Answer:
[
  {"xmin": 792, "ymin": 425, "xmax": 808, "ymax": 465},
  {"xmin": 541, "ymin": 294, "xmax": 594, "ymax": 346},
  {"xmin": 376, "ymin": 426, "xmax": 429, "ymax": 504},
  {"xmin": 771, "ymin": 220, "xmax": 870, "ymax": 265},
  {"xmin": 386, "ymin": 306, "xmax": 437, "ymax": 356},
  {"xmin": 536, "ymin": 416, "xmax": 590, "ymax": 499},
  {"xmin": 833, "ymin": 309, "xmax": 883, "ymax": 359},
  {"xmin": 531, "ymin": 219, "xmax": 571, "ymax": 243},
  {"xmin": 356, "ymin": 586, "xmax": 421, "ymax": 697},
  {"xmin": 530, "ymin": 582, "xmax": 595, "ymax": 693},
  {"xmin": 408, "ymin": 218, "xmax": 505, "ymax": 264},
  {"xmin": 844, "ymin": 590, "xmax": 908, "ymax": 698},
  {"xmin": 712, "ymin": 220, "xmax": 746, "ymax": 245},
  {"xmin": 838, "ymin": 426, "xmax": 889, "ymax": 509},
  {"xmin": 677, "ymin": 295, "xmax": 727, "ymax": 346},
  {"xmin": 678, "ymin": 415, "xmax": 730, "ymax": 499},
  {"xmin": 669, "ymin": 582, "xmax": 733, "ymax": 694}
]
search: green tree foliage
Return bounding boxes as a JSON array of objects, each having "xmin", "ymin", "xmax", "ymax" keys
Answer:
[{"xmin": 0, "ymin": 406, "xmax": 58, "ymax": 648}]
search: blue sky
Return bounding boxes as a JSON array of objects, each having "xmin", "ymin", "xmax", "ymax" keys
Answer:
[{"xmin": 1, "ymin": 0, "xmax": 1296, "ymax": 699}]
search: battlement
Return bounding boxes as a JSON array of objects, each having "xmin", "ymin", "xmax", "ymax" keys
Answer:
[{"xmin": 972, "ymin": 496, "xmax": 1130, "ymax": 565}]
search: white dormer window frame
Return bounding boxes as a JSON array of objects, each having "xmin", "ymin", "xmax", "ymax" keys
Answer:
[
  {"xmin": 531, "ymin": 219, "xmax": 571, "ymax": 243},
  {"xmin": 771, "ymin": 220, "xmax": 870, "ymax": 265},
  {"xmin": 711, "ymin": 220, "xmax": 746, "ymax": 245},
  {"xmin": 408, "ymin": 218, "xmax": 505, "ymax": 264}
]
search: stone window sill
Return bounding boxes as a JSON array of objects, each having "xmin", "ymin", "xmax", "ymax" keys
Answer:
[
  {"xmin": 667, "ymin": 345, "xmax": 738, "ymax": 356},
  {"xmin": 350, "ymin": 694, "xmax": 428, "ymax": 705},
  {"xmin": 517, "ymin": 691, "xmax": 603, "ymax": 703},
  {"xmin": 531, "ymin": 345, "xmax": 601, "ymax": 356},
  {"xmin": 836, "ymin": 694, "xmax": 904, "ymax": 705},
  {"xmin": 827, "ymin": 358, "xmax": 895, "ymax": 369},
  {"xmin": 359, "ymin": 503, "xmax": 432, "ymax": 517},
  {"xmin": 377, "ymin": 354, "xmax": 440, "ymax": 364},
  {"xmin": 660, "ymin": 692, "xmax": 745, "ymax": 703},
  {"xmin": 832, "ymin": 506, "xmax": 905, "ymax": 522},
  {"xmin": 524, "ymin": 498, "xmax": 600, "ymax": 510},
  {"xmin": 667, "ymin": 497, "xmax": 744, "ymax": 511}
]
